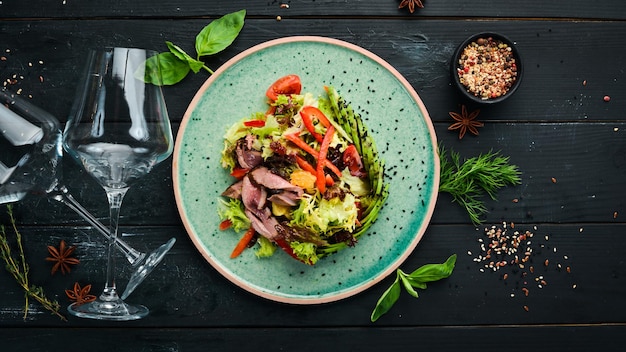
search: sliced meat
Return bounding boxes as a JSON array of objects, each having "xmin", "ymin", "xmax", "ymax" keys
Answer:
[
  {"xmin": 221, "ymin": 180, "xmax": 243, "ymax": 199},
  {"xmin": 249, "ymin": 166, "xmax": 303, "ymax": 197},
  {"xmin": 245, "ymin": 208, "xmax": 280, "ymax": 240},
  {"xmin": 241, "ymin": 175, "xmax": 267, "ymax": 211},
  {"xmin": 236, "ymin": 137, "xmax": 263, "ymax": 169},
  {"xmin": 268, "ymin": 191, "xmax": 301, "ymax": 207}
]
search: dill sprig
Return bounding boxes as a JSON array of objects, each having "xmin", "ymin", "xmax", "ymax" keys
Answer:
[
  {"xmin": 0, "ymin": 205, "xmax": 66, "ymax": 321},
  {"xmin": 438, "ymin": 146, "xmax": 521, "ymax": 225}
]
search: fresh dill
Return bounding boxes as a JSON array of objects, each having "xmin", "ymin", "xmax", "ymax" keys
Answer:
[
  {"xmin": 438, "ymin": 146, "xmax": 521, "ymax": 225},
  {"xmin": 0, "ymin": 205, "xmax": 66, "ymax": 321}
]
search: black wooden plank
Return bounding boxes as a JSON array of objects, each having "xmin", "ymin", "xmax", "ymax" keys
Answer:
[
  {"xmin": 0, "ymin": 224, "xmax": 624, "ymax": 326},
  {"xmin": 1, "ymin": 0, "xmax": 626, "ymax": 20},
  {"xmin": 1, "ymin": 19, "xmax": 624, "ymax": 124},
  {"xmin": 1, "ymin": 325, "xmax": 625, "ymax": 351},
  {"xmin": 4, "ymin": 121, "xmax": 624, "ymax": 226}
]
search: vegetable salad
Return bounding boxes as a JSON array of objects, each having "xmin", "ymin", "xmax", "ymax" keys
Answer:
[{"xmin": 218, "ymin": 75, "xmax": 388, "ymax": 265}]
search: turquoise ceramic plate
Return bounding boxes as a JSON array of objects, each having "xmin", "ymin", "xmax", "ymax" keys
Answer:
[{"xmin": 173, "ymin": 36, "xmax": 439, "ymax": 304}]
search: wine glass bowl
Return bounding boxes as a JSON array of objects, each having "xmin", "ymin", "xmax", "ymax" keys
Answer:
[
  {"xmin": 63, "ymin": 47, "xmax": 174, "ymax": 320},
  {"xmin": 2, "ymin": 87, "xmax": 175, "ymax": 304},
  {"xmin": 0, "ymin": 88, "xmax": 62, "ymax": 203}
]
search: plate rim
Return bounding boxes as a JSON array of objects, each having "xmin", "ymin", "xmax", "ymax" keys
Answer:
[{"xmin": 173, "ymin": 35, "xmax": 440, "ymax": 304}]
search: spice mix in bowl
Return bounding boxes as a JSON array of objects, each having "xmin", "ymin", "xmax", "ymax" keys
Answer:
[{"xmin": 452, "ymin": 32, "xmax": 522, "ymax": 104}]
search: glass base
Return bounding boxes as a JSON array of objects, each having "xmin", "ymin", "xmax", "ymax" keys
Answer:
[
  {"xmin": 68, "ymin": 298, "xmax": 148, "ymax": 321},
  {"xmin": 121, "ymin": 237, "xmax": 176, "ymax": 300}
]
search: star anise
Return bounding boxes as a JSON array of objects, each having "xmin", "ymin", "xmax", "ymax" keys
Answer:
[
  {"xmin": 399, "ymin": 0, "xmax": 424, "ymax": 13},
  {"xmin": 65, "ymin": 282, "xmax": 97, "ymax": 306},
  {"xmin": 448, "ymin": 105, "xmax": 483, "ymax": 139},
  {"xmin": 46, "ymin": 240, "xmax": 80, "ymax": 275}
]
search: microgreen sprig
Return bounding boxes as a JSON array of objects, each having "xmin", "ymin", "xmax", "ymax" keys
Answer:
[
  {"xmin": 371, "ymin": 254, "xmax": 456, "ymax": 322},
  {"xmin": 438, "ymin": 146, "xmax": 521, "ymax": 225},
  {"xmin": 0, "ymin": 205, "xmax": 65, "ymax": 321},
  {"xmin": 145, "ymin": 9, "xmax": 246, "ymax": 85}
]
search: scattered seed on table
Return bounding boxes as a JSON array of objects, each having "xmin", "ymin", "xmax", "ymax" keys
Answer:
[
  {"xmin": 551, "ymin": 177, "xmax": 557, "ymax": 183},
  {"xmin": 614, "ymin": 211, "xmax": 618, "ymax": 219},
  {"xmin": 523, "ymin": 305, "xmax": 530, "ymax": 312},
  {"xmin": 603, "ymin": 95, "xmax": 611, "ymax": 102}
]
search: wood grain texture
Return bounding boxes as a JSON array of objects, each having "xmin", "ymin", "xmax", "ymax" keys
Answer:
[
  {"xmin": 1, "ymin": 0, "xmax": 626, "ymax": 20},
  {"xmin": 0, "ymin": 325, "xmax": 625, "ymax": 351},
  {"xmin": 0, "ymin": 1, "xmax": 625, "ymax": 347},
  {"xmin": 0, "ymin": 224, "xmax": 624, "ymax": 327},
  {"xmin": 1, "ymin": 19, "xmax": 624, "ymax": 124}
]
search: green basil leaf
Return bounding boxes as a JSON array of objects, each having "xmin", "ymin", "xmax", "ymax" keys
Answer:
[
  {"xmin": 402, "ymin": 275, "xmax": 428, "ymax": 290},
  {"xmin": 408, "ymin": 254, "xmax": 457, "ymax": 283},
  {"xmin": 195, "ymin": 9, "xmax": 246, "ymax": 57},
  {"xmin": 399, "ymin": 274, "xmax": 419, "ymax": 299},
  {"xmin": 166, "ymin": 41, "xmax": 205, "ymax": 74},
  {"xmin": 144, "ymin": 52, "xmax": 191, "ymax": 86},
  {"xmin": 370, "ymin": 274, "xmax": 402, "ymax": 322}
]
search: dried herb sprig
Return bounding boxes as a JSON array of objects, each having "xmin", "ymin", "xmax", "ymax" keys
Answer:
[
  {"xmin": 439, "ymin": 146, "xmax": 521, "ymax": 225},
  {"xmin": 0, "ymin": 205, "xmax": 66, "ymax": 321}
]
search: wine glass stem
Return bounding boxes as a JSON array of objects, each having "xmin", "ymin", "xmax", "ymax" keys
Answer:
[
  {"xmin": 51, "ymin": 185, "xmax": 145, "ymax": 266},
  {"xmin": 103, "ymin": 188, "xmax": 128, "ymax": 299}
]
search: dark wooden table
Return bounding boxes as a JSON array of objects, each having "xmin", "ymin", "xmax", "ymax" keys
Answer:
[{"xmin": 1, "ymin": 1, "xmax": 625, "ymax": 350}]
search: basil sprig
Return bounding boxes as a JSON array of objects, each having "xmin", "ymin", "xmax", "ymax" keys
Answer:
[
  {"xmin": 371, "ymin": 254, "xmax": 456, "ymax": 322},
  {"xmin": 145, "ymin": 9, "xmax": 246, "ymax": 85}
]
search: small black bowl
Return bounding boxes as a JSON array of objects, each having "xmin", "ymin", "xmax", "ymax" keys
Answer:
[{"xmin": 451, "ymin": 32, "xmax": 523, "ymax": 104}]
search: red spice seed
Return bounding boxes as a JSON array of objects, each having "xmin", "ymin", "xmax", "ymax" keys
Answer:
[
  {"xmin": 603, "ymin": 95, "xmax": 611, "ymax": 102},
  {"xmin": 523, "ymin": 305, "xmax": 530, "ymax": 312},
  {"xmin": 551, "ymin": 177, "xmax": 557, "ymax": 183}
]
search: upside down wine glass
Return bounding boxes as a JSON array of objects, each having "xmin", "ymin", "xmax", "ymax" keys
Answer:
[
  {"xmin": 63, "ymin": 47, "xmax": 174, "ymax": 320},
  {"xmin": 0, "ymin": 87, "xmax": 175, "ymax": 303}
]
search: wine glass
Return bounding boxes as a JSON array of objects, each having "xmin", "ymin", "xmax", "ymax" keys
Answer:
[
  {"xmin": 0, "ymin": 88, "xmax": 175, "ymax": 301},
  {"xmin": 63, "ymin": 47, "xmax": 174, "ymax": 320}
]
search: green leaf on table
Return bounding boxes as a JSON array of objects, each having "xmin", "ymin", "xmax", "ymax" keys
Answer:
[
  {"xmin": 166, "ymin": 41, "xmax": 205, "ymax": 73},
  {"xmin": 370, "ymin": 275, "xmax": 401, "ymax": 322},
  {"xmin": 370, "ymin": 254, "xmax": 457, "ymax": 323},
  {"xmin": 407, "ymin": 254, "xmax": 457, "ymax": 282},
  {"xmin": 144, "ymin": 52, "xmax": 191, "ymax": 86},
  {"xmin": 399, "ymin": 274, "xmax": 419, "ymax": 298},
  {"xmin": 196, "ymin": 9, "xmax": 246, "ymax": 57}
]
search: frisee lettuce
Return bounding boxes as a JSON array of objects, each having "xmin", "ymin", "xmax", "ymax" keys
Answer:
[{"xmin": 218, "ymin": 198, "xmax": 250, "ymax": 232}]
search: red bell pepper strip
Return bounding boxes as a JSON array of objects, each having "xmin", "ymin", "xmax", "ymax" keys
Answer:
[
  {"xmin": 219, "ymin": 219, "xmax": 232, "ymax": 231},
  {"xmin": 300, "ymin": 106, "xmax": 331, "ymax": 128},
  {"xmin": 274, "ymin": 238, "xmax": 312, "ymax": 265},
  {"xmin": 294, "ymin": 155, "xmax": 317, "ymax": 174},
  {"xmin": 230, "ymin": 226, "xmax": 256, "ymax": 258},
  {"xmin": 243, "ymin": 119, "xmax": 266, "ymax": 128},
  {"xmin": 300, "ymin": 106, "xmax": 331, "ymax": 143},
  {"xmin": 230, "ymin": 167, "xmax": 249, "ymax": 179},
  {"xmin": 284, "ymin": 133, "xmax": 342, "ymax": 177},
  {"xmin": 316, "ymin": 125, "xmax": 335, "ymax": 193}
]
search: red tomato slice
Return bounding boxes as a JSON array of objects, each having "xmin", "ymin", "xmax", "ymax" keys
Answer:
[
  {"xmin": 266, "ymin": 74, "xmax": 302, "ymax": 101},
  {"xmin": 343, "ymin": 144, "xmax": 366, "ymax": 177}
]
